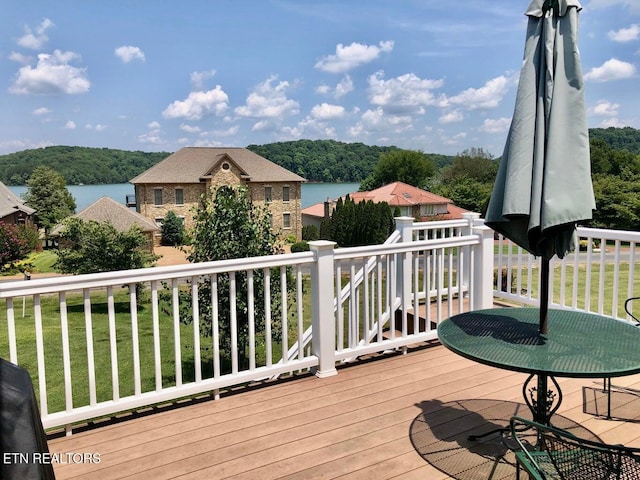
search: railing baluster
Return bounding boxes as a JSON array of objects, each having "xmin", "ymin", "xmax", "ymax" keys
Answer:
[
  {"xmin": 280, "ymin": 266, "xmax": 288, "ymax": 364},
  {"xmin": 59, "ymin": 292, "xmax": 73, "ymax": 412},
  {"xmin": 107, "ymin": 286, "xmax": 119, "ymax": 401},
  {"xmin": 211, "ymin": 273, "xmax": 221, "ymax": 378},
  {"xmin": 33, "ymin": 294, "xmax": 47, "ymax": 416},
  {"xmin": 191, "ymin": 277, "xmax": 201, "ymax": 383},
  {"xmin": 83, "ymin": 289, "xmax": 96, "ymax": 405},
  {"xmin": 7, "ymin": 297, "xmax": 17, "ymax": 364},
  {"xmin": 247, "ymin": 270, "xmax": 255, "ymax": 371},
  {"xmin": 150, "ymin": 281, "xmax": 162, "ymax": 391},
  {"xmin": 129, "ymin": 283, "xmax": 141, "ymax": 396},
  {"xmin": 297, "ymin": 266, "xmax": 304, "ymax": 359},
  {"xmin": 264, "ymin": 268, "xmax": 272, "ymax": 368},
  {"xmin": 229, "ymin": 272, "xmax": 238, "ymax": 374},
  {"xmin": 171, "ymin": 278, "xmax": 182, "ymax": 387}
]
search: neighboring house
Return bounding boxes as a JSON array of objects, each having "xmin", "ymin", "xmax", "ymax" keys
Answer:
[
  {"xmin": 302, "ymin": 181, "xmax": 471, "ymax": 229},
  {"xmin": 0, "ymin": 182, "xmax": 35, "ymax": 225},
  {"xmin": 130, "ymin": 147, "xmax": 306, "ymax": 240},
  {"xmin": 51, "ymin": 196, "xmax": 159, "ymax": 249}
]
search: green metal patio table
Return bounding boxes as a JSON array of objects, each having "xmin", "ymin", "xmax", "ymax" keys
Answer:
[{"xmin": 437, "ymin": 308, "xmax": 640, "ymax": 425}]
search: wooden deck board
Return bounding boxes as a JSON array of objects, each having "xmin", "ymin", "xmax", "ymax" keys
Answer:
[{"xmin": 49, "ymin": 343, "xmax": 640, "ymax": 480}]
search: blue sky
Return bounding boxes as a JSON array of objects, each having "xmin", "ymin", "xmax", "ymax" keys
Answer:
[{"xmin": 1, "ymin": 0, "xmax": 638, "ymax": 157}]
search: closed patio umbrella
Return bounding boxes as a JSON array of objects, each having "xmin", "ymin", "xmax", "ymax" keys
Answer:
[{"xmin": 485, "ymin": 0, "xmax": 596, "ymax": 333}]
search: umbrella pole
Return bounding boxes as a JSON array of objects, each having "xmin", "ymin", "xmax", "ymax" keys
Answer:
[{"xmin": 540, "ymin": 257, "xmax": 550, "ymax": 334}]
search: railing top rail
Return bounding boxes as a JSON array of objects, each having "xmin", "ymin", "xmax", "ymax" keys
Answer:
[
  {"xmin": 411, "ymin": 219, "xmax": 470, "ymax": 230},
  {"xmin": 577, "ymin": 226, "xmax": 640, "ymax": 242},
  {"xmin": 0, "ymin": 251, "xmax": 315, "ymax": 298},
  {"xmin": 333, "ymin": 234, "xmax": 479, "ymax": 261}
]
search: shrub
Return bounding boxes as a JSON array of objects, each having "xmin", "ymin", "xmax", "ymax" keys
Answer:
[
  {"xmin": 302, "ymin": 224, "xmax": 319, "ymax": 241},
  {"xmin": 0, "ymin": 223, "xmax": 31, "ymax": 270},
  {"xmin": 161, "ymin": 211, "xmax": 184, "ymax": 246},
  {"xmin": 290, "ymin": 241, "xmax": 310, "ymax": 252}
]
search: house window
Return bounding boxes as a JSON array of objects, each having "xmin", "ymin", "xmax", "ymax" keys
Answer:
[
  {"xmin": 283, "ymin": 185, "xmax": 290, "ymax": 202},
  {"xmin": 154, "ymin": 188, "xmax": 163, "ymax": 206},
  {"xmin": 265, "ymin": 186, "xmax": 272, "ymax": 203},
  {"xmin": 283, "ymin": 212, "xmax": 291, "ymax": 229},
  {"xmin": 175, "ymin": 188, "xmax": 184, "ymax": 205},
  {"xmin": 421, "ymin": 204, "xmax": 436, "ymax": 216}
]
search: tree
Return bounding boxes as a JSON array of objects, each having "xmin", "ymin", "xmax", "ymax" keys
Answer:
[
  {"xmin": 178, "ymin": 185, "xmax": 285, "ymax": 367},
  {"xmin": 160, "ymin": 211, "xmax": 185, "ymax": 246},
  {"xmin": 325, "ymin": 195, "xmax": 395, "ymax": 247},
  {"xmin": 23, "ymin": 166, "xmax": 76, "ymax": 235},
  {"xmin": 55, "ymin": 218, "xmax": 158, "ymax": 274},
  {"xmin": 359, "ymin": 149, "xmax": 436, "ymax": 190}
]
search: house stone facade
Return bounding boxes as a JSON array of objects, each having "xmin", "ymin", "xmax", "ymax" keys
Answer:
[{"xmin": 130, "ymin": 147, "xmax": 305, "ymax": 240}]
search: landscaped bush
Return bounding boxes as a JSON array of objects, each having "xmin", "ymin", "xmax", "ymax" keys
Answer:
[
  {"xmin": 302, "ymin": 224, "xmax": 319, "ymax": 241},
  {"xmin": 290, "ymin": 241, "xmax": 309, "ymax": 252},
  {"xmin": 0, "ymin": 222, "xmax": 31, "ymax": 270},
  {"xmin": 161, "ymin": 211, "xmax": 185, "ymax": 246}
]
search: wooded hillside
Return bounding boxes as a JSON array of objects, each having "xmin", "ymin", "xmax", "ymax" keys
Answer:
[{"xmin": 0, "ymin": 128, "xmax": 638, "ymax": 185}]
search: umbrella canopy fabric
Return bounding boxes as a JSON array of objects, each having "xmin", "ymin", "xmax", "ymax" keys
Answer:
[{"xmin": 485, "ymin": 0, "xmax": 595, "ymax": 261}]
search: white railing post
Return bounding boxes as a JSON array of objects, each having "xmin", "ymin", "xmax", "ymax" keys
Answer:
[
  {"xmin": 309, "ymin": 240, "xmax": 338, "ymax": 378},
  {"xmin": 473, "ymin": 221, "xmax": 495, "ymax": 310},
  {"xmin": 462, "ymin": 213, "xmax": 480, "ymax": 294},
  {"xmin": 395, "ymin": 217, "xmax": 415, "ymax": 313}
]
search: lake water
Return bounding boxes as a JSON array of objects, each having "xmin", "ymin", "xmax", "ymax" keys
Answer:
[{"xmin": 8, "ymin": 182, "xmax": 360, "ymax": 212}]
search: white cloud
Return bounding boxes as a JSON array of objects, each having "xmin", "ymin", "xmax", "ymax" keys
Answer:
[
  {"xmin": 235, "ymin": 76, "xmax": 300, "ymax": 118},
  {"xmin": 115, "ymin": 46, "xmax": 145, "ymax": 63},
  {"xmin": 252, "ymin": 120, "xmax": 272, "ymax": 132},
  {"xmin": 32, "ymin": 107, "xmax": 51, "ymax": 116},
  {"xmin": 368, "ymin": 71, "xmax": 444, "ymax": 114},
  {"xmin": 65, "ymin": 120, "xmax": 76, "ymax": 129},
  {"xmin": 447, "ymin": 75, "xmax": 510, "ymax": 110},
  {"xmin": 311, "ymin": 103, "xmax": 345, "ymax": 120},
  {"xmin": 479, "ymin": 117, "xmax": 511, "ymax": 133},
  {"xmin": 17, "ymin": 18, "xmax": 54, "ymax": 50},
  {"xmin": 315, "ymin": 41, "xmax": 394, "ymax": 73},
  {"xmin": 608, "ymin": 24, "xmax": 640, "ymax": 42},
  {"xmin": 9, "ymin": 52, "xmax": 31, "ymax": 64},
  {"xmin": 191, "ymin": 70, "xmax": 216, "ymax": 89},
  {"xmin": 598, "ymin": 117, "xmax": 629, "ymax": 128},
  {"xmin": 584, "ymin": 58, "xmax": 636, "ymax": 82},
  {"xmin": 335, "ymin": 75, "xmax": 354, "ymax": 98},
  {"xmin": 162, "ymin": 86, "xmax": 229, "ymax": 120},
  {"xmin": 439, "ymin": 109, "xmax": 463, "ymax": 124},
  {"xmin": 10, "ymin": 50, "xmax": 90, "ymax": 95},
  {"xmin": 85, "ymin": 123, "xmax": 107, "ymax": 131},
  {"xmin": 592, "ymin": 100, "xmax": 620, "ymax": 117},
  {"xmin": 180, "ymin": 124, "xmax": 201, "ymax": 133},
  {"xmin": 315, "ymin": 84, "xmax": 331, "ymax": 95},
  {"xmin": 148, "ymin": 121, "xmax": 161, "ymax": 129},
  {"xmin": 212, "ymin": 125, "xmax": 240, "ymax": 137}
]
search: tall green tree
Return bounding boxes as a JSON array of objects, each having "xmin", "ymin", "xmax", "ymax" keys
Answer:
[
  {"xmin": 23, "ymin": 166, "xmax": 76, "ymax": 235},
  {"xmin": 55, "ymin": 218, "xmax": 158, "ymax": 274},
  {"xmin": 160, "ymin": 210, "xmax": 185, "ymax": 246},
  {"xmin": 326, "ymin": 196, "xmax": 394, "ymax": 247},
  {"xmin": 359, "ymin": 149, "xmax": 436, "ymax": 190},
  {"xmin": 180, "ymin": 185, "xmax": 284, "ymax": 367}
]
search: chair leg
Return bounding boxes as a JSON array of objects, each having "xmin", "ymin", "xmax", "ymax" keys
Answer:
[{"xmin": 604, "ymin": 377, "xmax": 611, "ymax": 419}]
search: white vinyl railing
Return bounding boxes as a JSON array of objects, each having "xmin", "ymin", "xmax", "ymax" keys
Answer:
[
  {"xmin": 3, "ymin": 215, "xmax": 637, "ymax": 433},
  {"xmin": 0, "ymin": 214, "xmax": 494, "ymax": 432},
  {"xmin": 494, "ymin": 226, "xmax": 640, "ymax": 322}
]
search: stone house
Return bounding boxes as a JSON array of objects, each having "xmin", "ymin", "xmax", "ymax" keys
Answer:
[{"xmin": 129, "ymin": 147, "xmax": 306, "ymax": 240}]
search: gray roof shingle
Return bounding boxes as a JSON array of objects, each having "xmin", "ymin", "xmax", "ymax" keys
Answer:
[
  {"xmin": 51, "ymin": 196, "xmax": 159, "ymax": 235},
  {"xmin": 0, "ymin": 182, "xmax": 35, "ymax": 218},
  {"xmin": 130, "ymin": 147, "xmax": 306, "ymax": 184}
]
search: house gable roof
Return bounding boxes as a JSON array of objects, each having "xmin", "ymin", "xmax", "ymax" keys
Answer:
[
  {"xmin": 348, "ymin": 181, "xmax": 453, "ymax": 207},
  {"xmin": 51, "ymin": 196, "xmax": 159, "ymax": 235},
  {"xmin": 130, "ymin": 147, "xmax": 306, "ymax": 184},
  {"xmin": 0, "ymin": 182, "xmax": 35, "ymax": 218}
]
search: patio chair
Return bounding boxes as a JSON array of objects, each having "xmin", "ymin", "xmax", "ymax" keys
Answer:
[
  {"xmin": 510, "ymin": 416, "xmax": 640, "ymax": 480},
  {"xmin": 599, "ymin": 297, "xmax": 640, "ymax": 418}
]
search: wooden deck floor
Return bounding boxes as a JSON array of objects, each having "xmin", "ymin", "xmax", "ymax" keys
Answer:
[{"xmin": 48, "ymin": 341, "xmax": 640, "ymax": 480}]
